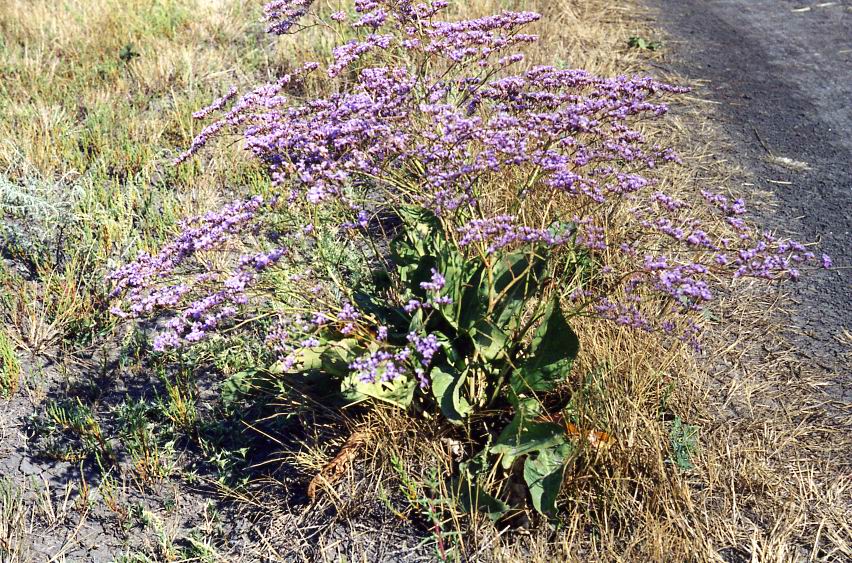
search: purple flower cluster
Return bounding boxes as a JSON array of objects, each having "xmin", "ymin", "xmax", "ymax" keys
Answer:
[
  {"xmin": 408, "ymin": 332, "xmax": 440, "ymax": 367},
  {"xmin": 457, "ymin": 216, "xmax": 572, "ymax": 254},
  {"xmin": 109, "ymin": 196, "xmax": 265, "ymax": 300},
  {"xmin": 151, "ymin": 246, "xmax": 286, "ymax": 351},
  {"xmin": 407, "ymin": 269, "xmax": 453, "ymax": 311},
  {"xmin": 350, "ymin": 348, "xmax": 410, "ymax": 383},
  {"xmin": 329, "ymin": 34, "xmax": 394, "ymax": 77},
  {"xmin": 193, "ymin": 86, "xmax": 238, "ymax": 120},
  {"xmin": 108, "ymin": 0, "xmax": 830, "ymax": 391},
  {"xmin": 108, "ymin": 196, "xmax": 290, "ymax": 350},
  {"xmin": 264, "ymin": 0, "xmax": 314, "ymax": 35},
  {"xmin": 574, "ymin": 183, "xmax": 828, "ymax": 331},
  {"xmin": 423, "ymin": 11, "xmax": 541, "ymax": 63},
  {"xmin": 348, "ymin": 331, "xmax": 440, "ymax": 386},
  {"xmin": 419, "ymin": 268, "xmax": 446, "ymax": 292},
  {"xmin": 180, "ymin": 2, "xmax": 685, "ymax": 221}
]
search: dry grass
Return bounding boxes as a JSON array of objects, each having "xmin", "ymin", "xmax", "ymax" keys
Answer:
[
  {"xmin": 0, "ymin": 0, "xmax": 274, "ymax": 357},
  {"xmin": 0, "ymin": 476, "xmax": 83, "ymax": 563}
]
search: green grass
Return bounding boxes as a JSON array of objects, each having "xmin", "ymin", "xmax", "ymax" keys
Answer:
[
  {"xmin": 0, "ymin": 0, "xmax": 275, "ymax": 357},
  {"xmin": 0, "ymin": 328, "xmax": 20, "ymax": 396}
]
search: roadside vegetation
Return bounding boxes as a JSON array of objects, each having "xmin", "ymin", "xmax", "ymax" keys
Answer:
[{"xmin": 0, "ymin": 1, "xmax": 847, "ymax": 562}]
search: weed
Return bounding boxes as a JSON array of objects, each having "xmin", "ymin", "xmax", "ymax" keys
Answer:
[
  {"xmin": 0, "ymin": 478, "xmax": 32, "ymax": 562},
  {"xmin": 669, "ymin": 416, "xmax": 698, "ymax": 471},
  {"xmin": 389, "ymin": 457, "xmax": 463, "ymax": 562},
  {"xmin": 118, "ymin": 43, "xmax": 141, "ymax": 63},
  {"xmin": 627, "ymin": 36, "xmax": 663, "ymax": 51},
  {"xmin": 0, "ymin": 328, "xmax": 21, "ymax": 397},
  {"xmin": 100, "ymin": 473, "xmax": 130, "ymax": 526},
  {"xmin": 115, "ymin": 400, "xmax": 177, "ymax": 483},
  {"xmin": 28, "ymin": 398, "xmax": 114, "ymax": 464},
  {"xmin": 155, "ymin": 366, "xmax": 199, "ymax": 433},
  {"xmin": 3, "ymin": 257, "xmax": 100, "ymax": 354}
]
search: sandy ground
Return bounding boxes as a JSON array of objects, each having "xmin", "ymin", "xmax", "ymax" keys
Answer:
[{"xmin": 651, "ymin": 0, "xmax": 851, "ymax": 390}]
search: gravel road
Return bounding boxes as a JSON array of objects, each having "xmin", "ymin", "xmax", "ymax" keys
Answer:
[{"xmin": 651, "ymin": 0, "xmax": 851, "ymax": 380}]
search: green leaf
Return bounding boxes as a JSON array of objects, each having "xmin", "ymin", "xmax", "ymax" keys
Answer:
[
  {"xmin": 220, "ymin": 370, "xmax": 255, "ymax": 410},
  {"xmin": 409, "ymin": 255, "xmax": 440, "ymax": 299},
  {"xmin": 524, "ymin": 441, "xmax": 573, "ymax": 515},
  {"xmin": 397, "ymin": 207, "xmax": 443, "ymax": 253},
  {"xmin": 284, "ymin": 339, "xmax": 361, "ymax": 378},
  {"xmin": 341, "ymin": 373, "xmax": 416, "ymax": 408},
  {"xmin": 353, "ymin": 291, "xmax": 409, "ymax": 333},
  {"xmin": 510, "ymin": 298, "xmax": 579, "ymax": 399},
  {"xmin": 294, "ymin": 347, "xmax": 324, "ymax": 371},
  {"xmin": 323, "ymin": 340, "xmax": 362, "ymax": 376},
  {"xmin": 628, "ymin": 36, "xmax": 647, "ymax": 49},
  {"xmin": 437, "ymin": 251, "xmax": 483, "ymax": 331},
  {"xmin": 456, "ymin": 264, "xmax": 487, "ymax": 330},
  {"xmin": 490, "ymin": 249, "xmax": 546, "ymax": 331},
  {"xmin": 392, "ymin": 207, "xmax": 448, "ymax": 277},
  {"xmin": 627, "ymin": 36, "xmax": 662, "ymax": 51},
  {"xmin": 431, "ymin": 363, "xmax": 472, "ymax": 423},
  {"xmin": 470, "ymin": 318, "xmax": 508, "ymax": 362},
  {"xmin": 491, "ymin": 408, "xmax": 566, "ymax": 469},
  {"xmin": 454, "ymin": 455, "xmax": 509, "ymax": 521},
  {"xmin": 391, "ymin": 207, "xmax": 444, "ymax": 289},
  {"xmin": 390, "ymin": 233, "xmax": 418, "ymax": 268},
  {"xmin": 528, "ymin": 298, "xmax": 579, "ymax": 375},
  {"xmin": 669, "ymin": 417, "xmax": 699, "ymax": 470},
  {"xmin": 488, "ymin": 400, "xmax": 574, "ymax": 515}
]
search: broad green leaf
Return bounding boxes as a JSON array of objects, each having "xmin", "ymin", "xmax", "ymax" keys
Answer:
[
  {"xmin": 390, "ymin": 235, "xmax": 420, "ymax": 286},
  {"xmin": 397, "ymin": 207, "xmax": 443, "ymax": 253},
  {"xmin": 431, "ymin": 363, "xmax": 472, "ymax": 423},
  {"xmin": 491, "ymin": 415, "xmax": 566, "ymax": 469},
  {"xmin": 454, "ymin": 456, "xmax": 510, "ymax": 521},
  {"xmin": 528, "ymin": 298, "xmax": 579, "ymax": 374},
  {"xmin": 340, "ymin": 373, "xmax": 416, "ymax": 408},
  {"xmin": 470, "ymin": 318, "xmax": 508, "ymax": 362},
  {"xmin": 353, "ymin": 291, "xmax": 409, "ymax": 334},
  {"xmin": 490, "ymin": 249, "xmax": 546, "ymax": 331},
  {"xmin": 510, "ymin": 298, "xmax": 579, "ymax": 399},
  {"xmin": 409, "ymin": 308, "xmax": 457, "ymax": 351},
  {"xmin": 457, "ymin": 264, "xmax": 487, "ymax": 330},
  {"xmin": 286, "ymin": 339, "xmax": 361, "ymax": 378},
  {"xmin": 294, "ymin": 347, "xmax": 324, "ymax": 371},
  {"xmin": 437, "ymin": 251, "xmax": 483, "ymax": 331},
  {"xmin": 524, "ymin": 441, "xmax": 573, "ymax": 515},
  {"xmin": 391, "ymin": 207, "xmax": 444, "ymax": 288},
  {"xmin": 321, "ymin": 339, "xmax": 361, "ymax": 377}
]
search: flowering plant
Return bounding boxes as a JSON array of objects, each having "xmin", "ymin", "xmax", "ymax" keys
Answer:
[{"xmin": 109, "ymin": 0, "xmax": 825, "ymax": 517}]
